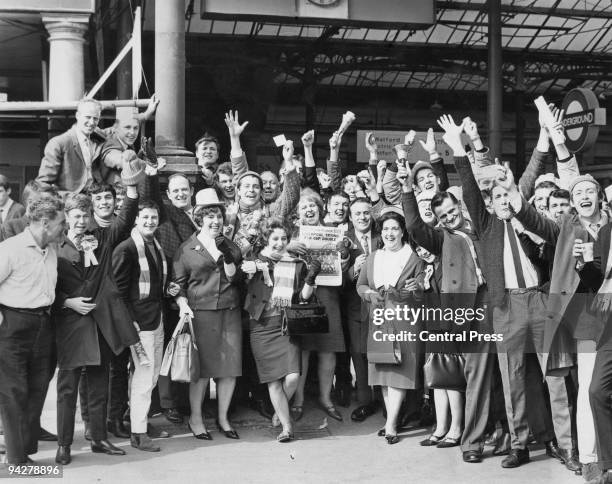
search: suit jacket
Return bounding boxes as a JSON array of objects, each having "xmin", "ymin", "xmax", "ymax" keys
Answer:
[
  {"xmin": 53, "ymin": 195, "xmax": 139, "ymax": 369},
  {"xmin": 112, "ymin": 236, "xmax": 166, "ymax": 331},
  {"xmin": 37, "ymin": 126, "xmax": 106, "ymax": 193},
  {"xmin": 172, "ymin": 234, "xmax": 243, "ymax": 311},
  {"xmin": 1, "ymin": 200, "xmax": 25, "ymax": 223},
  {"xmin": 515, "ymin": 200, "xmax": 601, "ymax": 360},
  {"xmin": 454, "ymin": 155, "xmax": 541, "ymax": 308},
  {"xmin": 579, "ymin": 222, "xmax": 612, "ymax": 348},
  {"xmin": 244, "ymin": 256, "xmax": 308, "ymax": 321},
  {"xmin": 0, "ymin": 214, "xmax": 27, "ymax": 242},
  {"xmin": 343, "ymin": 227, "xmax": 382, "ymax": 323}
]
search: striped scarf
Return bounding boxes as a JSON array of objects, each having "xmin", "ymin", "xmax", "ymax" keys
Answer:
[
  {"xmin": 131, "ymin": 227, "xmax": 167, "ymax": 299},
  {"xmin": 269, "ymin": 255, "xmax": 299, "ymax": 308}
]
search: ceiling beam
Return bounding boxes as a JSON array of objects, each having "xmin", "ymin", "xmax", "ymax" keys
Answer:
[{"xmin": 437, "ymin": 1, "xmax": 612, "ymax": 20}]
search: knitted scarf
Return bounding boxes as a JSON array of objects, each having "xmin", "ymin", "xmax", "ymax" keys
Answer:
[
  {"xmin": 131, "ymin": 227, "xmax": 167, "ymax": 299},
  {"xmin": 266, "ymin": 252, "xmax": 299, "ymax": 308}
]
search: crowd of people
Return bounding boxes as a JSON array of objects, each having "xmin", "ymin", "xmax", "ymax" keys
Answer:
[{"xmin": 0, "ymin": 95, "xmax": 611, "ymax": 484}]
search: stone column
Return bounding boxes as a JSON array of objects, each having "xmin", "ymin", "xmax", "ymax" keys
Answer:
[
  {"xmin": 155, "ymin": 0, "xmax": 196, "ymax": 173},
  {"xmin": 42, "ymin": 14, "xmax": 90, "ymax": 102}
]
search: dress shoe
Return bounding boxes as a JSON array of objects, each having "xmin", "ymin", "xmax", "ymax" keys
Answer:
[
  {"xmin": 39, "ymin": 427, "xmax": 58, "ymax": 442},
  {"xmin": 131, "ymin": 433, "xmax": 160, "ymax": 452},
  {"xmin": 437, "ymin": 436, "xmax": 461, "ymax": 448},
  {"xmin": 545, "ymin": 439, "xmax": 563, "ymax": 461},
  {"xmin": 321, "ymin": 404, "xmax": 343, "ymax": 422},
  {"xmin": 335, "ymin": 385, "xmax": 352, "ymax": 408},
  {"xmin": 484, "ymin": 429, "xmax": 500, "ymax": 446},
  {"xmin": 55, "ymin": 446, "xmax": 71, "ymax": 465},
  {"xmin": 276, "ymin": 430, "xmax": 294, "ymax": 443},
  {"xmin": 420, "ymin": 434, "xmax": 445, "ymax": 447},
  {"xmin": 492, "ymin": 432, "xmax": 511, "ymax": 456},
  {"xmin": 557, "ymin": 448, "xmax": 582, "ymax": 473},
  {"xmin": 351, "ymin": 404, "xmax": 376, "ymax": 422},
  {"xmin": 501, "ymin": 448, "xmax": 530, "ymax": 468},
  {"xmin": 385, "ymin": 434, "xmax": 400, "ymax": 445},
  {"xmin": 290, "ymin": 405, "xmax": 303, "ymax": 422},
  {"xmin": 91, "ymin": 439, "xmax": 126, "ymax": 456},
  {"xmin": 249, "ymin": 398, "xmax": 274, "ymax": 420},
  {"xmin": 147, "ymin": 424, "xmax": 170, "ymax": 439},
  {"xmin": 84, "ymin": 422, "xmax": 92, "ymax": 442},
  {"xmin": 187, "ymin": 421, "xmax": 212, "ymax": 440},
  {"xmin": 107, "ymin": 419, "xmax": 130, "ymax": 439},
  {"xmin": 216, "ymin": 420, "xmax": 239, "ymax": 440},
  {"xmin": 463, "ymin": 450, "xmax": 482, "ymax": 463},
  {"xmin": 162, "ymin": 408, "xmax": 183, "ymax": 424}
]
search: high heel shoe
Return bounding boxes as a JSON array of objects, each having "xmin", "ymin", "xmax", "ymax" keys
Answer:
[
  {"xmin": 188, "ymin": 421, "xmax": 212, "ymax": 440},
  {"xmin": 216, "ymin": 419, "xmax": 240, "ymax": 440},
  {"xmin": 276, "ymin": 430, "xmax": 294, "ymax": 443}
]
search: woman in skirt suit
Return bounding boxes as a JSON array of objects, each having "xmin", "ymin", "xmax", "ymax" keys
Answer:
[
  {"xmin": 173, "ymin": 189, "xmax": 243, "ymax": 440},
  {"xmin": 243, "ymin": 218, "xmax": 321, "ymax": 442}
]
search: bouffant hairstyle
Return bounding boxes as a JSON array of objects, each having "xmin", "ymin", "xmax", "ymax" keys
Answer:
[
  {"xmin": 193, "ymin": 204, "xmax": 225, "ymax": 227},
  {"xmin": 378, "ymin": 211, "xmax": 409, "ymax": 244},
  {"xmin": 261, "ymin": 217, "xmax": 292, "ymax": 242},
  {"xmin": 298, "ymin": 188, "xmax": 325, "ymax": 223}
]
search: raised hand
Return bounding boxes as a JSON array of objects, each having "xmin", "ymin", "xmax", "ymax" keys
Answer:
[
  {"xmin": 493, "ymin": 164, "xmax": 517, "ymax": 193},
  {"xmin": 224, "ymin": 110, "xmax": 249, "ymax": 138},
  {"xmin": 365, "ymin": 132, "xmax": 377, "ymax": 154},
  {"xmin": 301, "ymin": 130, "xmax": 315, "ymax": 148},
  {"xmin": 329, "ymin": 130, "xmax": 341, "ymax": 151},
  {"xmin": 437, "ymin": 114, "xmax": 465, "ymax": 155},
  {"xmin": 463, "ymin": 117, "xmax": 480, "ymax": 141},
  {"xmin": 405, "ymin": 130, "xmax": 417, "ymax": 146},
  {"xmin": 282, "ymin": 139, "xmax": 295, "ymax": 162},
  {"xmin": 376, "ymin": 159, "xmax": 387, "ymax": 181},
  {"xmin": 140, "ymin": 93, "xmax": 159, "ymax": 120},
  {"xmin": 419, "ymin": 128, "xmax": 436, "ymax": 154}
]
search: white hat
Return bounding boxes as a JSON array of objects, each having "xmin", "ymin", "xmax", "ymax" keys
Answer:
[{"xmin": 195, "ymin": 188, "xmax": 223, "ymax": 207}]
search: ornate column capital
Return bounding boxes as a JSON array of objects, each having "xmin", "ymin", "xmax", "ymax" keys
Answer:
[{"xmin": 42, "ymin": 13, "xmax": 90, "ymax": 43}]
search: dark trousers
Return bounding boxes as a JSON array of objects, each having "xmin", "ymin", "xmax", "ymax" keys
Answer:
[
  {"xmin": 80, "ymin": 348, "xmax": 129, "ymax": 422},
  {"xmin": 461, "ymin": 349, "xmax": 494, "ymax": 452},
  {"xmin": 589, "ymin": 348, "xmax": 612, "ymax": 471},
  {"xmin": 0, "ymin": 308, "xmax": 54, "ymax": 464},
  {"xmin": 57, "ymin": 331, "xmax": 113, "ymax": 446}
]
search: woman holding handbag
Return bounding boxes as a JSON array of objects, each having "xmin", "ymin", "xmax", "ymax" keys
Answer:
[
  {"xmin": 172, "ymin": 189, "xmax": 243, "ymax": 440},
  {"xmin": 357, "ymin": 208, "xmax": 425, "ymax": 444},
  {"xmin": 285, "ymin": 189, "xmax": 347, "ymax": 422},
  {"xmin": 243, "ymin": 218, "xmax": 321, "ymax": 442}
]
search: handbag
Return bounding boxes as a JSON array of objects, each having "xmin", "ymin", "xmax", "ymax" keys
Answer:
[
  {"xmin": 367, "ymin": 321, "xmax": 402, "ymax": 365},
  {"xmin": 160, "ymin": 314, "xmax": 200, "ymax": 383},
  {"xmin": 281, "ymin": 301, "xmax": 329, "ymax": 336},
  {"xmin": 423, "ymin": 353, "xmax": 466, "ymax": 391}
]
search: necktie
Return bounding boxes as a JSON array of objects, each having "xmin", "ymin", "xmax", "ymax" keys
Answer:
[
  {"xmin": 505, "ymin": 221, "xmax": 526, "ymax": 288},
  {"xmin": 361, "ymin": 234, "xmax": 370, "ymax": 256}
]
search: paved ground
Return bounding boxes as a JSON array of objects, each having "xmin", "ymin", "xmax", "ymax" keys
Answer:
[{"xmin": 1, "ymin": 376, "xmax": 580, "ymax": 484}]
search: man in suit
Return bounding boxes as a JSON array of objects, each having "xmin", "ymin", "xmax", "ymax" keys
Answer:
[
  {"xmin": 112, "ymin": 200, "xmax": 177, "ymax": 452},
  {"xmin": 0, "ymin": 175, "xmax": 25, "ymax": 225},
  {"xmin": 344, "ymin": 197, "xmax": 381, "ymax": 421},
  {"xmin": 509, "ymin": 173, "xmax": 605, "ymax": 476},
  {"xmin": 578, "ymin": 222, "xmax": 612, "ymax": 484},
  {"xmin": 439, "ymin": 114, "xmax": 574, "ymax": 470},
  {"xmin": 37, "ymin": 98, "xmax": 106, "ymax": 194}
]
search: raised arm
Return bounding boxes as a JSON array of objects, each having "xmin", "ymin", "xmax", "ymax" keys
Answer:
[
  {"xmin": 420, "ymin": 128, "xmax": 449, "ymax": 192},
  {"xmin": 402, "ymin": 190, "xmax": 443, "ymax": 256},
  {"xmin": 438, "ymin": 114, "xmax": 492, "ymax": 236},
  {"xmin": 225, "ymin": 110, "xmax": 250, "ymax": 178},
  {"xmin": 301, "ymin": 130, "xmax": 320, "ymax": 192},
  {"xmin": 327, "ymin": 130, "xmax": 343, "ymax": 191}
]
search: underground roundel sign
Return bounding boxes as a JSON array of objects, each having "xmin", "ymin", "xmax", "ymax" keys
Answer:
[{"xmin": 561, "ymin": 88, "xmax": 606, "ymax": 153}]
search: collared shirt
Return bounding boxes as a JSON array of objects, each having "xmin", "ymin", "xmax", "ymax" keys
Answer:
[
  {"xmin": 0, "ymin": 228, "xmax": 57, "ymax": 308},
  {"xmin": 581, "ymin": 212, "xmax": 609, "ymax": 240},
  {"xmin": 0, "ymin": 198, "xmax": 13, "ymax": 223},
  {"xmin": 503, "ymin": 221, "xmax": 539, "ymax": 289}
]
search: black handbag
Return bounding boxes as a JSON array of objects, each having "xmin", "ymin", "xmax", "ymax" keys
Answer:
[
  {"xmin": 423, "ymin": 353, "xmax": 466, "ymax": 391},
  {"xmin": 281, "ymin": 301, "xmax": 329, "ymax": 336}
]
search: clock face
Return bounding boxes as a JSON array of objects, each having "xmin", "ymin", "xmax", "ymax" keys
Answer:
[{"xmin": 307, "ymin": 0, "xmax": 341, "ymax": 6}]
